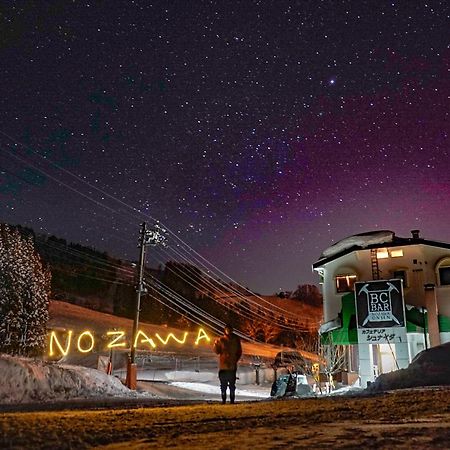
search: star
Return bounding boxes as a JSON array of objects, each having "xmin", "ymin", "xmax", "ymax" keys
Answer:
[{"xmin": 0, "ymin": 1, "xmax": 448, "ymax": 293}]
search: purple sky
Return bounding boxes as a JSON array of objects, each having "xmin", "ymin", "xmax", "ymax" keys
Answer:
[{"xmin": 1, "ymin": 1, "xmax": 448, "ymax": 294}]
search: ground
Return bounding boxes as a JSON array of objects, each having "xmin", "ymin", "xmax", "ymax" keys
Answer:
[
  {"xmin": 2, "ymin": 304, "xmax": 449, "ymax": 448},
  {"xmin": 1, "ymin": 387, "xmax": 449, "ymax": 449}
]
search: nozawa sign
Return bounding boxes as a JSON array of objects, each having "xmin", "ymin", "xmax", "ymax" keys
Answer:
[
  {"xmin": 48, "ymin": 328, "xmax": 211, "ymax": 357},
  {"xmin": 355, "ymin": 279, "xmax": 406, "ymax": 344}
]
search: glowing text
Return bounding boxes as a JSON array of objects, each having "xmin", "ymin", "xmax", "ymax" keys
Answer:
[{"xmin": 49, "ymin": 328, "xmax": 211, "ymax": 357}]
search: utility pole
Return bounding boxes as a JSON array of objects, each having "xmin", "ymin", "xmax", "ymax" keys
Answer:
[
  {"xmin": 131, "ymin": 223, "xmax": 148, "ymax": 362},
  {"xmin": 126, "ymin": 221, "xmax": 166, "ymax": 390}
]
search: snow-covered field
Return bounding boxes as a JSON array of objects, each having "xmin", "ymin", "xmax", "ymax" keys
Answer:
[{"xmin": 48, "ymin": 300, "xmax": 308, "ymax": 361}]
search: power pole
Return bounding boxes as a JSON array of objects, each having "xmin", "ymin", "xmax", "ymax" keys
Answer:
[
  {"xmin": 131, "ymin": 222, "xmax": 148, "ymax": 365},
  {"xmin": 126, "ymin": 221, "xmax": 166, "ymax": 390}
]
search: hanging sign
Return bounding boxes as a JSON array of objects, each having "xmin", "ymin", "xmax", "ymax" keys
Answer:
[{"xmin": 355, "ymin": 279, "xmax": 407, "ymax": 344}]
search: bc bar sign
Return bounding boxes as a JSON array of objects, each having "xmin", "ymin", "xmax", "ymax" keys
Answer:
[{"xmin": 355, "ymin": 279, "xmax": 407, "ymax": 344}]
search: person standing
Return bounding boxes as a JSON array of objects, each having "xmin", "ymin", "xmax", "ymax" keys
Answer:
[{"xmin": 213, "ymin": 324, "xmax": 242, "ymax": 404}]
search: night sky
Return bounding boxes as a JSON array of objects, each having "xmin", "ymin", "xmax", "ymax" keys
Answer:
[{"xmin": 1, "ymin": 1, "xmax": 448, "ymax": 294}]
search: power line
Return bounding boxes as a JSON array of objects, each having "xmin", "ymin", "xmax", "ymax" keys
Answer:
[
  {"xmin": 1, "ymin": 132, "xmax": 316, "ymax": 327},
  {"xmin": 155, "ymin": 244, "xmax": 316, "ymax": 328},
  {"xmin": 150, "ymin": 252, "xmax": 311, "ymax": 332}
]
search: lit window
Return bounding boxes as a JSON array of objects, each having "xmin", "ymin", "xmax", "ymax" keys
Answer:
[
  {"xmin": 377, "ymin": 248, "xmax": 403, "ymax": 258},
  {"xmin": 336, "ymin": 275, "xmax": 357, "ymax": 293}
]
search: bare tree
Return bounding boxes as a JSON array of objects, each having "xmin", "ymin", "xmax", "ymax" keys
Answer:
[
  {"xmin": 242, "ymin": 319, "xmax": 281, "ymax": 343},
  {"xmin": 319, "ymin": 334, "xmax": 346, "ymax": 375},
  {"xmin": 295, "ymin": 332, "xmax": 319, "ymax": 355}
]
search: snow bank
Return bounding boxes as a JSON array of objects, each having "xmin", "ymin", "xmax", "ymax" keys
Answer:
[
  {"xmin": 0, "ymin": 353, "xmax": 144, "ymax": 404},
  {"xmin": 367, "ymin": 342, "xmax": 450, "ymax": 392}
]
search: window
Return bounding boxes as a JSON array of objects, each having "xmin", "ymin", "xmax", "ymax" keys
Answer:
[
  {"xmin": 393, "ymin": 270, "xmax": 407, "ymax": 287},
  {"xmin": 439, "ymin": 267, "xmax": 450, "ymax": 286},
  {"xmin": 336, "ymin": 275, "xmax": 357, "ymax": 293},
  {"xmin": 377, "ymin": 248, "xmax": 403, "ymax": 258},
  {"xmin": 436, "ymin": 257, "xmax": 450, "ymax": 286}
]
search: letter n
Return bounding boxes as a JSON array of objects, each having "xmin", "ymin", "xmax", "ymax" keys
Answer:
[{"xmin": 49, "ymin": 330, "xmax": 72, "ymax": 357}]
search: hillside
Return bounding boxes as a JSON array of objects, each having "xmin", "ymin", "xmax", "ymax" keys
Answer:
[
  {"xmin": 214, "ymin": 294, "xmax": 322, "ymax": 329},
  {"xmin": 13, "ymin": 225, "xmax": 323, "ymax": 349},
  {"xmin": 48, "ymin": 300, "xmax": 319, "ymax": 362}
]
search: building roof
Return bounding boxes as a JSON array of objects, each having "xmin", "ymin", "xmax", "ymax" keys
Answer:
[{"xmin": 312, "ymin": 230, "xmax": 450, "ymax": 269}]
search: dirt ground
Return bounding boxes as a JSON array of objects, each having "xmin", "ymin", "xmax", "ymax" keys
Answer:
[{"xmin": 1, "ymin": 387, "xmax": 449, "ymax": 449}]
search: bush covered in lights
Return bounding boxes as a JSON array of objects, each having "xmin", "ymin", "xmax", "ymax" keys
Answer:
[{"xmin": 0, "ymin": 224, "xmax": 50, "ymax": 356}]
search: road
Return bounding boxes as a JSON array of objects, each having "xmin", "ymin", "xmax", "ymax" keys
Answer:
[{"xmin": 1, "ymin": 387, "xmax": 449, "ymax": 449}]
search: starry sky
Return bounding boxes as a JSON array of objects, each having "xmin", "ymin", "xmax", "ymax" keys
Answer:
[{"xmin": 0, "ymin": 1, "xmax": 449, "ymax": 294}]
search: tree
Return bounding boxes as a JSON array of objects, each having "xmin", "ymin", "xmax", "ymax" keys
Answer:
[
  {"xmin": 291, "ymin": 284, "xmax": 323, "ymax": 307},
  {"xmin": 242, "ymin": 319, "xmax": 281, "ymax": 343},
  {"xmin": 0, "ymin": 225, "xmax": 50, "ymax": 356},
  {"xmin": 319, "ymin": 333, "xmax": 346, "ymax": 376},
  {"xmin": 295, "ymin": 331, "xmax": 319, "ymax": 355}
]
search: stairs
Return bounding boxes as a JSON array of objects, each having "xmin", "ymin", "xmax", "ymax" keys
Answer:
[{"xmin": 371, "ymin": 249, "xmax": 380, "ymax": 280}]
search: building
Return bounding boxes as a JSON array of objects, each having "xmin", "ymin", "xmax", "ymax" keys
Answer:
[{"xmin": 313, "ymin": 230, "xmax": 450, "ymax": 387}]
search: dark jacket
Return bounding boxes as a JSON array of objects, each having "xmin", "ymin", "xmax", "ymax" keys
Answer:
[{"xmin": 213, "ymin": 333, "xmax": 242, "ymax": 370}]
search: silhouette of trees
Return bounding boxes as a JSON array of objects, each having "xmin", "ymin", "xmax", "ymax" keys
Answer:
[{"xmin": 291, "ymin": 284, "xmax": 323, "ymax": 307}]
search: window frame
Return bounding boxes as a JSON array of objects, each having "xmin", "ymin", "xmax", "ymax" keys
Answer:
[
  {"xmin": 436, "ymin": 257, "xmax": 450, "ymax": 286},
  {"xmin": 438, "ymin": 266, "xmax": 450, "ymax": 286},
  {"xmin": 393, "ymin": 269, "xmax": 408, "ymax": 288},
  {"xmin": 335, "ymin": 274, "xmax": 357, "ymax": 293}
]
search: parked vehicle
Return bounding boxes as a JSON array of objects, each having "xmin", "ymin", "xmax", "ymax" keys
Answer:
[{"xmin": 270, "ymin": 370, "xmax": 314, "ymax": 398}]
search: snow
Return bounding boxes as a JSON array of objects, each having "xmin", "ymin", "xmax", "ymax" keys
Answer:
[
  {"xmin": 367, "ymin": 341, "xmax": 450, "ymax": 392},
  {"xmin": 165, "ymin": 370, "xmax": 215, "ymax": 382},
  {"xmin": 328, "ymin": 385, "xmax": 363, "ymax": 396},
  {"xmin": 2, "ymin": 340, "xmax": 448, "ymax": 406},
  {"xmin": 170, "ymin": 381, "xmax": 270, "ymax": 398},
  {"xmin": 0, "ymin": 353, "xmax": 150, "ymax": 404},
  {"xmin": 0, "ymin": 353, "xmax": 271, "ymax": 404},
  {"xmin": 320, "ymin": 230, "xmax": 395, "ymax": 259}
]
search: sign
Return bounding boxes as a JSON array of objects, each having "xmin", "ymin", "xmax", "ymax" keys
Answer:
[
  {"xmin": 48, "ymin": 328, "xmax": 211, "ymax": 357},
  {"xmin": 355, "ymin": 279, "xmax": 407, "ymax": 344}
]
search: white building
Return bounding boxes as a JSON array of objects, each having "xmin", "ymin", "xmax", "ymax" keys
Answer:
[{"xmin": 313, "ymin": 230, "xmax": 450, "ymax": 387}]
